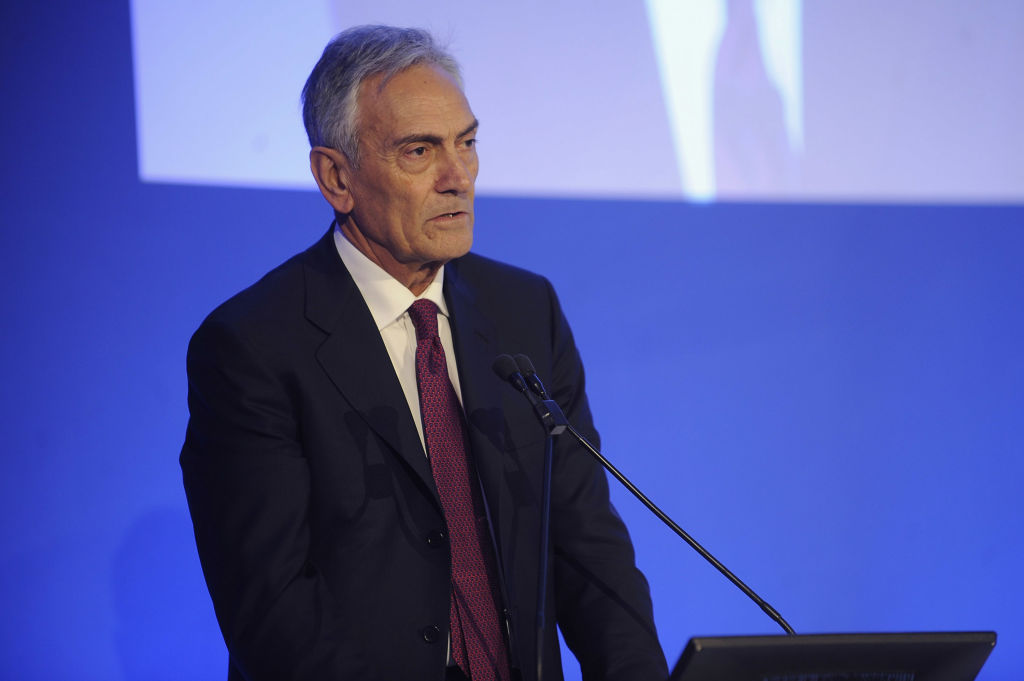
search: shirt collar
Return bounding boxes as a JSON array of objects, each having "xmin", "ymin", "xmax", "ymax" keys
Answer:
[{"xmin": 333, "ymin": 223, "xmax": 449, "ymax": 330}]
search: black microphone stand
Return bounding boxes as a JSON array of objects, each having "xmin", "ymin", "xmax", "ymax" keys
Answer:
[{"xmin": 491, "ymin": 355, "xmax": 568, "ymax": 681}]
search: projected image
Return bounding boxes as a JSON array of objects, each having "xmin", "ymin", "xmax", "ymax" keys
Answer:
[
  {"xmin": 131, "ymin": 0, "xmax": 1024, "ymax": 202},
  {"xmin": 647, "ymin": 0, "xmax": 803, "ymax": 200}
]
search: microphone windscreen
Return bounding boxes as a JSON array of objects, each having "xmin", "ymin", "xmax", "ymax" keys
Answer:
[
  {"xmin": 492, "ymin": 354, "xmax": 520, "ymax": 381},
  {"xmin": 513, "ymin": 354, "xmax": 537, "ymax": 376}
]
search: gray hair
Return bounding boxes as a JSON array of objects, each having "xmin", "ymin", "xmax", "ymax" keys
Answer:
[{"xmin": 301, "ymin": 25, "xmax": 462, "ymax": 165}]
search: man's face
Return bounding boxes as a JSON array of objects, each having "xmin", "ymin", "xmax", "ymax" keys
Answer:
[{"xmin": 343, "ymin": 63, "xmax": 478, "ymax": 276}]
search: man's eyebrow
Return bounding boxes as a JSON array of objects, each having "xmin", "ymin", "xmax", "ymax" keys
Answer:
[
  {"xmin": 393, "ymin": 119, "xmax": 479, "ymax": 148},
  {"xmin": 457, "ymin": 119, "xmax": 480, "ymax": 139},
  {"xmin": 393, "ymin": 132, "xmax": 443, "ymax": 148}
]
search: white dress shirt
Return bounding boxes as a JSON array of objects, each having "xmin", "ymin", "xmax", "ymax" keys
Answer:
[{"xmin": 333, "ymin": 225, "xmax": 465, "ymax": 456}]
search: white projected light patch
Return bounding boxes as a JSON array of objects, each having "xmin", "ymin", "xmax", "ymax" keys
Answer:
[{"xmin": 131, "ymin": 0, "xmax": 1024, "ymax": 202}]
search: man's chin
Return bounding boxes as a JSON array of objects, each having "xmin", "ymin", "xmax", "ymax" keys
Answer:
[{"xmin": 424, "ymin": 227, "xmax": 473, "ymax": 262}]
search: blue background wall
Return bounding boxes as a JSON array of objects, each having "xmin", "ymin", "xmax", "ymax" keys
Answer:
[{"xmin": 1, "ymin": 2, "xmax": 1021, "ymax": 679}]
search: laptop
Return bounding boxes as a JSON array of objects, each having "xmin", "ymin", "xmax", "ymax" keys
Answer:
[{"xmin": 671, "ymin": 631, "xmax": 996, "ymax": 681}]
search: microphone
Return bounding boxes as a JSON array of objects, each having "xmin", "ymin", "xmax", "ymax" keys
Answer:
[
  {"xmin": 512, "ymin": 354, "xmax": 548, "ymax": 399},
  {"xmin": 492, "ymin": 355, "xmax": 567, "ymax": 436},
  {"xmin": 492, "ymin": 353, "xmax": 530, "ymax": 395},
  {"xmin": 493, "ymin": 353, "xmax": 797, "ymax": 638}
]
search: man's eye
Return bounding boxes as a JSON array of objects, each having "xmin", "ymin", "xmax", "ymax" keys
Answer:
[
  {"xmin": 464, "ymin": 138, "xmax": 477, "ymax": 149},
  {"xmin": 409, "ymin": 146, "xmax": 427, "ymax": 157}
]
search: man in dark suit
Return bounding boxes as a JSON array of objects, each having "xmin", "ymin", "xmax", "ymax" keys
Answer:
[{"xmin": 181, "ymin": 25, "xmax": 667, "ymax": 681}]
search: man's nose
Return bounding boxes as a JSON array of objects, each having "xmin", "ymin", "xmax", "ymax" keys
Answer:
[{"xmin": 435, "ymin": 148, "xmax": 474, "ymax": 194}]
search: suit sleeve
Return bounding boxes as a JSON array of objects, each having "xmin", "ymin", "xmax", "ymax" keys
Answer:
[
  {"xmin": 180, "ymin": 317, "xmax": 380, "ymax": 681},
  {"xmin": 542, "ymin": 281, "xmax": 670, "ymax": 681}
]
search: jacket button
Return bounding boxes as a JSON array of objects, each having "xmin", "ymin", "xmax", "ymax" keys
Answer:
[
  {"xmin": 421, "ymin": 624, "xmax": 440, "ymax": 644},
  {"xmin": 426, "ymin": 530, "xmax": 446, "ymax": 546}
]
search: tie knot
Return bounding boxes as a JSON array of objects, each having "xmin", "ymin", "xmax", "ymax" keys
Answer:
[{"xmin": 408, "ymin": 299, "xmax": 440, "ymax": 340}]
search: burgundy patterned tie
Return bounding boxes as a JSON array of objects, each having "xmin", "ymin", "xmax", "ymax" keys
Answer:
[{"xmin": 408, "ymin": 299, "xmax": 511, "ymax": 681}]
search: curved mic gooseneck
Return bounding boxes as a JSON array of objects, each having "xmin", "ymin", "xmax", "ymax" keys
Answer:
[{"xmin": 491, "ymin": 353, "xmax": 797, "ymax": 644}]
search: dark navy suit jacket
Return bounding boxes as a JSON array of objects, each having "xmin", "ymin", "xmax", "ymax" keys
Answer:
[{"xmin": 181, "ymin": 227, "xmax": 667, "ymax": 681}]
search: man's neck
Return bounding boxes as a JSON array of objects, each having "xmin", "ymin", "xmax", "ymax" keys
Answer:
[{"xmin": 337, "ymin": 218, "xmax": 442, "ymax": 295}]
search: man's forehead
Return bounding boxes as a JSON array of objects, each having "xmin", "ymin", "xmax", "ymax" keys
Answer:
[{"xmin": 360, "ymin": 63, "xmax": 465, "ymax": 105}]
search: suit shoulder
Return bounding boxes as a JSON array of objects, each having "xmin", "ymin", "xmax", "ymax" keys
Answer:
[
  {"xmin": 201, "ymin": 251, "xmax": 307, "ymax": 331},
  {"xmin": 447, "ymin": 252, "xmax": 569, "ymax": 338},
  {"xmin": 450, "ymin": 252, "xmax": 553, "ymax": 296},
  {"xmin": 189, "ymin": 233, "xmax": 336, "ymax": 354}
]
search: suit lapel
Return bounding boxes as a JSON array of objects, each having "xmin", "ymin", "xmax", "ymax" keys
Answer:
[
  {"xmin": 302, "ymin": 228, "xmax": 438, "ymax": 502},
  {"xmin": 444, "ymin": 259, "xmax": 510, "ymax": 534}
]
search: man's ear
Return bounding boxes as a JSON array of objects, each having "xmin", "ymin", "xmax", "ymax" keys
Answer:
[{"xmin": 310, "ymin": 146, "xmax": 356, "ymax": 214}]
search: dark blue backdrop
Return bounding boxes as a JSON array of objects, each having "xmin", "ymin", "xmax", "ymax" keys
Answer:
[{"xmin": 2, "ymin": 2, "xmax": 1021, "ymax": 679}]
